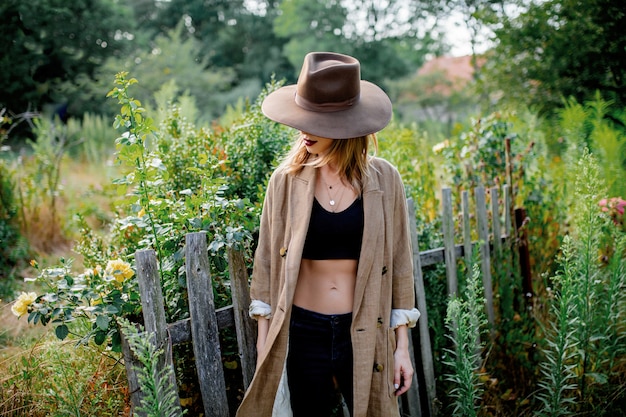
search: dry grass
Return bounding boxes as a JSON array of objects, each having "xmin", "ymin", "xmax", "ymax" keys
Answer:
[
  {"xmin": 0, "ymin": 303, "xmax": 129, "ymax": 417},
  {"xmin": 0, "ymin": 154, "xmax": 129, "ymax": 416},
  {"xmin": 18, "ymin": 157, "xmax": 117, "ymax": 259}
]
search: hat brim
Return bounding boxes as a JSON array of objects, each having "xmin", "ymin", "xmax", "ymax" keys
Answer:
[{"xmin": 261, "ymin": 81, "xmax": 392, "ymax": 139}]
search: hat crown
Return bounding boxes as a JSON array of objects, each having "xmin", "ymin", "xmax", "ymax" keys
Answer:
[
  {"xmin": 295, "ymin": 52, "xmax": 361, "ymax": 112},
  {"xmin": 261, "ymin": 51, "xmax": 391, "ymax": 139}
]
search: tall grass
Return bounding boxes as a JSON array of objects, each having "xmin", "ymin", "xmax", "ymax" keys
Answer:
[{"xmin": 0, "ymin": 324, "xmax": 127, "ymax": 416}]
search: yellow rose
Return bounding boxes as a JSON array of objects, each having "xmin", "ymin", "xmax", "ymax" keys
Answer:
[
  {"xmin": 105, "ymin": 259, "xmax": 134, "ymax": 283},
  {"xmin": 11, "ymin": 291, "xmax": 38, "ymax": 317}
]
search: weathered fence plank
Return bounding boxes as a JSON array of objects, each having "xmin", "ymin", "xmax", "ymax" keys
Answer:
[
  {"xmin": 135, "ymin": 249, "xmax": 183, "ymax": 416},
  {"xmin": 475, "ymin": 187, "xmax": 496, "ymax": 332},
  {"xmin": 227, "ymin": 248, "xmax": 257, "ymax": 390},
  {"xmin": 168, "ymin": 306, "xmax": 235, "ymax": 345},
  {"xmin": 185, "ymin": 232, "xmax": 230, "ymax": 417},
  {"xmin": 120, "ymin": 329, "xmax": 146, "ymax": 416},
  {"xmin": 408, "ymin": 199, "xmax": 436, "ymax": 417},
  {"xmin": 503, "ymin": 184, "xmax": 512, "ymax": 238},
  {"xmin": 442, "ymin": 188, "xmax": 457, "ymax": 296},
  {"xmin": 491, "ymin": 187, "xmax": 502, "ymax": 256},
  {"xmin": 462, "ymin": 190, "xmax": 472, "ymax": 273}
]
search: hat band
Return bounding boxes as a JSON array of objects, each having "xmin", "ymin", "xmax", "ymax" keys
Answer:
[{"xmin": 295, "ymin": 92, "xmax": 360, "ymax": 113}]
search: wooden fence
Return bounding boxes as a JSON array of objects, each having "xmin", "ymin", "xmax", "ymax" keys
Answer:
[{"xmin": 123, "ymin": 184, "xmax": 516, "ymax": 417}]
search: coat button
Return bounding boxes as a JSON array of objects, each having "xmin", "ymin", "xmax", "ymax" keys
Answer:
[
  {"xmin": 373, "ymin": 363, "xmax": 384, "ymax": 372},
  {"xmin": 382, "ymin": 266, "xmax": 388, "ymax": 275},
  {"xmin": 280, "ymin": 247, "xmax": 287, "ymax": 257},
  {"xmin": 377, "ymin": 317, "xmax": 383, "ymax": 328}
]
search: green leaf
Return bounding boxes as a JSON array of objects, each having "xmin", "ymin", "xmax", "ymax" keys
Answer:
[
  {"xmin": 111, "ymin": 330, "xmax": 122, "ymax": 353},
  {"xmin": 55, "ymin": 324, "xmax": 69, "ymax": 340},
  {"xmin": 96, "ymin": 315, "xmax": 111, "ymax": 331},
  {"xmin": 94, "ymin": 330, "xmax": 107, "ymax": 345},
  {"xmin": 104, "ymin": 305, "xmax": 120, "ymax": 315}
]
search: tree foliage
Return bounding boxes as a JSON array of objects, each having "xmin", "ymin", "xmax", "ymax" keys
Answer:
[
  {"xmin": 274, "ymin": 0, "xmax": 445, "ymax": 86},
  {"xmin": 0, "ymin": 0, "xmax": 134, "ymax": 116},
  {"xmin": 482, "ymin": 0, "xmax": 626, "ymax": 113},
  {"xmin": 139, "ymin": 0, "xmax": 292, "ymax": 84}
]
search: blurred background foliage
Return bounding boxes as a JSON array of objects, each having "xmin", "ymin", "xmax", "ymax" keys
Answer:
[{"xmin": 2, "ymin": 0, "xmax": 624, "ymax": 139}]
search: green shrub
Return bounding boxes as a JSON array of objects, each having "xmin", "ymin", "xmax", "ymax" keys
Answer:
[{"xmin": 0, "ymin": 160, "xmax": 29, "ymax": 297}]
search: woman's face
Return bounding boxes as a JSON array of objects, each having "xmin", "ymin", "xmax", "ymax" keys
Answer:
[{"xmin": 301, "ymin": 132, "xmax": 334, "ymax": 156}]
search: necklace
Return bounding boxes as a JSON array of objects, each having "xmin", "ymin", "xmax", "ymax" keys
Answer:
[{"xmin": 322, "ymin": 177, "xmax": 345, "ymax": 211}]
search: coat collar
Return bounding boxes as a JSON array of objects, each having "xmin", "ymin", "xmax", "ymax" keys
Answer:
[{"xmin": 286, "ymin": 163, "xmax": 384, "ymax": 316}]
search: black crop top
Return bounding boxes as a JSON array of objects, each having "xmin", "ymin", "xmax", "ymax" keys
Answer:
[{"xmin": 301, "ymin": 197, "xmax": 364, "ymax": 260}]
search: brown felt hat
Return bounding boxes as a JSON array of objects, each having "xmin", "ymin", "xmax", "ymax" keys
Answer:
[{"xmin": 262, "ymin": 52, "xmax": 392, "ymax": 139}]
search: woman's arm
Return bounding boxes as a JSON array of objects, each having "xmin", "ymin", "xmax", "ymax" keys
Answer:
[
  {"xmin": 256, "ymin": 316, "xmax": 270, "ymax": 364},
  {"xmin": 393, "ymin": 324, "xmax": 414, "ymax": 396}
]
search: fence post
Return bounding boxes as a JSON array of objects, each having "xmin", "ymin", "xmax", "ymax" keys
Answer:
[
  {"xmin": 185, "ymin": 232, "xmax": 230, "ymax": 417},
  {"xmin": 490, "ymin": 186, "xmax": 502, "ymax": 256},
  {"xmin": 442, "ymin": 188, "xmax": 457, "ymax": 296},
  {"xmin": 503, "ymin": 184, "xmax": 512, "ymax": 238},
  {"xmin": 475, "ymin": 187, "xmax": 495, "ymax": 334},
  {"xmin": 408, "ymin": 199, "xmax": 436, "ymax": 417},
  {"xmin": 120, "ymin": 327, "xmax": 147, "ymax": 417},
  {"xmin": 135, "ymin": 249, "xmax": 183, "ymax": 415},
  {"xmin": 462, "ymin": 190, "xmax": 472, "ymax": 273},
  {"xmin": 227, "ymin": 247, "xmax": 258, "ymax": 390}
]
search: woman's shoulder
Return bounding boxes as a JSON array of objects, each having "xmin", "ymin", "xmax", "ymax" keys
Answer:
[
  {"xmin": 267, "ymin": 166, "xmax": 290, "ymax": 185},
  {"xmin": 369, "ymin": 156, "xmax": 401, "ymax": 178}
]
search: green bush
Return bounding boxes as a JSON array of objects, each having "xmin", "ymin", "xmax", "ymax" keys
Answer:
[{"xmin": 0, "ymin": 160, "xmax": 28, "ymax": 297}]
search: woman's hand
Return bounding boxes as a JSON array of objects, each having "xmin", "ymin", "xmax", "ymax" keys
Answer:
[{"xmin": 393, "ymin": 325, "xmax": 414, "ymax": 396}]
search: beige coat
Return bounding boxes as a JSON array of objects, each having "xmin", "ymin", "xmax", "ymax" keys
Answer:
[{"xmin": 236, "ymin": 157, "xmax": 415, "ymax": 417}]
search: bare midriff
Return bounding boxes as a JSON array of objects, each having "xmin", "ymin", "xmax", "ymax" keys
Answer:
[{"xmin": 293, "ymin": 258, "xmax": 357, "ymax": 315}]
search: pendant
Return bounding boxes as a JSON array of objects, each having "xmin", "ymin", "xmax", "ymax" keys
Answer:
[{"xmin": 330, "ymin": 200, "xmax": 335, "ymax": 206}]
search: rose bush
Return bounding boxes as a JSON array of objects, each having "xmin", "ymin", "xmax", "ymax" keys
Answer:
[{"xmin": 14, "ymin": 258, "xmax": 140, "ymax": 350}]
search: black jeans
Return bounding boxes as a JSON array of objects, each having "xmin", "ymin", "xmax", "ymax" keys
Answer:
[{"xmin": 287, "ymin": 305, "xmax": 354, "ymax": 417}]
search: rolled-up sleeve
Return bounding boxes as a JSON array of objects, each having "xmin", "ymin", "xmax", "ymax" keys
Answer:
[
  {"xmin": 391, "ymin": 308, "xmax": 420, "ymax": 329},
  {"xmin": 249, "ymin": 299, "xmax": 272, "ymax": 320}
]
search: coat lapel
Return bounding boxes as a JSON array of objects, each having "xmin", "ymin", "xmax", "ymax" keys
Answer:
[
  {"xmin": 285, "ymin": 166, "xmax": 316, "ymax": 299},
  {"xmin": 353, "ymin": 169, "xmax": 383, "ymax": 317}
]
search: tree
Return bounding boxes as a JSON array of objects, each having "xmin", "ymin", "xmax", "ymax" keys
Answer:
[
  {"xmin": 274, "ymin": 0, "xmax": 446, "ymax": 87},
  {"xmin": 80, "ymin": 21, "xmax": 238, "ymax": 123},
  {"xmin": 482, "ymin": 0, "xmax": 626, "ymax": 113},
  {"xmin": 0, "ymin": 0, "xmax": 134, "ymax": 117},
  {"xmin": 139, "ymin": 0, "xmax": 292, "ymax": 85}
]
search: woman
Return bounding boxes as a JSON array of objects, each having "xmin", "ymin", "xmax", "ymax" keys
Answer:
[{"xmin": 236, "ymin": 52, "xmax": 420, "ymax": 417}]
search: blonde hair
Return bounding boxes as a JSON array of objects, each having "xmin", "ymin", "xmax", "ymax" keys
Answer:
[{"xmin": 278, "ymin": 133, "xmax": 378, "ymax": 195}]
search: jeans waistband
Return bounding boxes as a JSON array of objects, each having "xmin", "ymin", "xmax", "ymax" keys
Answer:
[{"xmin": 291, "ymin": 305, "xmax": 353, "ymax": 326}]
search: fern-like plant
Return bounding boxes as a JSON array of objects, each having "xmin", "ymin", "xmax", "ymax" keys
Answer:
[
  {"xmin": 444, "ymin": 261, "xmax": 487, "ymax": 417},
  {"xmin": 117, "ymin": 318, "xmax": 184, "ymax": 417},
  {"xmin": 535, "ymin": 235, "xmax": 580, "ymax": 417},
  {"xmin": 537, "ymin": 149, "xmax": 626, "ymax": 415}
]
